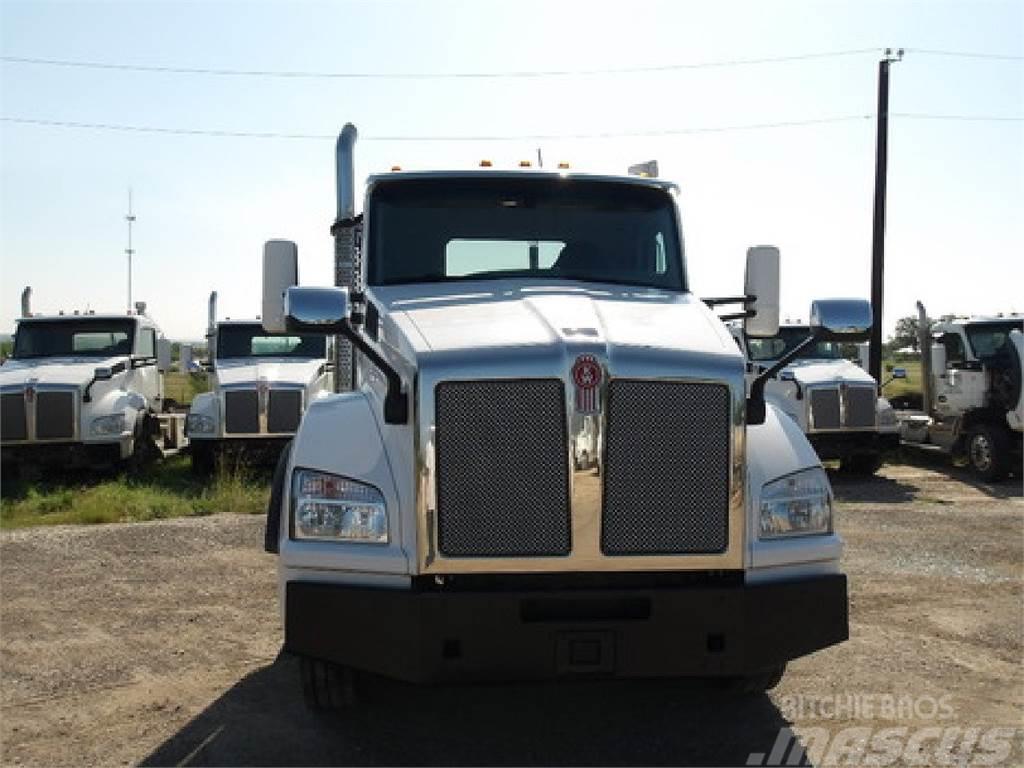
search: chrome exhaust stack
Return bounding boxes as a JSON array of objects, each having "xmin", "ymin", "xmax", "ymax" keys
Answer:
[
  {"xmin": 916, "ymin": 300, "xmax": 933, "ymax": 415},
  {"xmin": 207, "ymin": 290, "xmax": 218, "ymax": 361},
  {"xmin": 20, "ymin": 286, "xmax": 32, "ymax": 317},
  {"xmin": 331, "ymin": 123, "xmax": 359, "ymax": 392}
]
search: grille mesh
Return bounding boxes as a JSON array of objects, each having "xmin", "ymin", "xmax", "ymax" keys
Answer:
[
  {"xmin": 844, "ymin": 386, "xmax": 876, "ymax": 428},
  {"xmin": 435, "ymin": 379, "xmax": 570, "ymax": 557},
  {"xmin": 224, "ymin": 390, "xmax": 259, "ymax": 434},
  {"xmin": 267, "ymin": 390, "xmax": 302, "ymax": 433},
  {"xmin": 810, "ymin": 388, "xmax": 841, "ymax": 430},
  {"xmin": 602, "ymin": 380, "xmax": 731, "ymax": 555},
  {"xmin": 36, "ymin": 391, "xmax": 74, "ymax": 440},
  {"xmin": 1, "ymin": 393, "xmax": 27, "ymax": 441}
]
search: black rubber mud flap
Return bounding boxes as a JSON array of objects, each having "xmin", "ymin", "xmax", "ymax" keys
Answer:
[{"xmin": 265, "ymin": 439, "xmax": 293, "ymax": 553}]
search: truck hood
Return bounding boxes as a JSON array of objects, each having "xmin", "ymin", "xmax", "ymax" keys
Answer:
[
  {"xmin": 213, "ymin": 358, "xmax": 327, "ymax": 389},
  {"xmin": 769, "ymin": 358, "xmax": 876, "ymax": 387},
  {"xmin": 376, "ymin": 281, "xmax": 739, "ymax": 368},
  {"xmin": 0, "ymin": 356, "xmax": 125, "ymax": 389}
]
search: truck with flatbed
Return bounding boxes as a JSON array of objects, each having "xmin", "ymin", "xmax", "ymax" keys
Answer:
[
  {"xmin": 261, "ymin": 124, "xmax": 871, "ymax": 706},
  {"xmin": 730, "ymin": 323, "xmax": 900, "ymax": 474},
  {"xmin": 186, "ymin": 291, "xmax": 329, "ymax": 474},
  {"xmin": 897, "ymin": 302, "xmax": 1022, "ymax": 481},
  {"xmin": 1, "ymin": 289, "xmax": 177, "ymax": 471}
]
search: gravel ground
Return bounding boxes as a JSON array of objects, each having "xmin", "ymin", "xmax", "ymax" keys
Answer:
[{"xmin": 1, "ymin": 460, "xmax": 1021, "ymax": 766}]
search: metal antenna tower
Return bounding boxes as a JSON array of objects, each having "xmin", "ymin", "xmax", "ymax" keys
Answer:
[{"xmin": 125, "ymin": 188, "xmax": 136, "ymax": 312}]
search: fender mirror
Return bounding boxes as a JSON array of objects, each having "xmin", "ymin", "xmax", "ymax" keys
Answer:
[
  {"xmin": 931, "ymin": 344, "xmax": 947, "ymax": 377},
  {"xmin": 743, "ymin": 246, "xmax": 780, "ymax": 338},
  {"xmin": 157, "ymin": 338, "xmax": 172, "ymax": 373},
  {"xmin": 262, "ymin": 240, "xmax": 299, "ymax": 333},
  {"xmin": 285, "ymin": 286, "xmax": 351, "ymax": 334}
]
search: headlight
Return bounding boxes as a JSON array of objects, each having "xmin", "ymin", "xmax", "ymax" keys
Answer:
[
  {"xmin": 759, "ymin": 467, "xmax": 832, "ymax": 539},
  {"xmin": 91, "ymin": 413, "xmax": 126, "ymax": 435},
  {"xmin": 186, "ymin": 413, "xmax": 216, "ymax": 434},
  {"xmin": 292, "ymin": 468, "xmax": 388, "ymax": 544}
]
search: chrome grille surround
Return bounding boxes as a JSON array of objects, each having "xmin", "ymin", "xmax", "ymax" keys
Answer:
[
  {"xmin": 601, "ymin": 380, "xmax": 731, "ymax": 555},
  {"xmin": 434, "ymin": 379, "xmax": 571, "ymax": 557},
  {"xmin": 220, "ymin": 384, "xmax": 306, "ymax": 436},
  {"xmin": 0, "ymin": 385, "xmax": 79, "ymax": 444},
  {"xmin": 807, "ymin": 384, "xmax": 877, "ymax": 432}
]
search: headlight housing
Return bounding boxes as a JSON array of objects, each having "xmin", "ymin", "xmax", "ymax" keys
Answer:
[
  {"xmin": 186, "ymin": 413, "xmax": 216, "ymax": 434},
  {"xmin": 291, "ymin": 468, "xmax": 388, "ymax": 544},
  {"xmin": 91, "ymin": 413, "xmax": 126, "ymax": 435},
  {"xmin": 759, "ymin": 467, "xmax": 833, "ymax": 539}
]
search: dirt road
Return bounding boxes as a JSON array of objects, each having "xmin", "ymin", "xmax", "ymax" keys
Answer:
[{"xmin": 1, "ymin": 461, "xmax": 1021, "ymax": 766}]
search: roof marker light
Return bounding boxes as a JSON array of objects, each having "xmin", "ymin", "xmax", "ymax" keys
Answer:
[
  {"xmin": 479, "ymin": 160, "xmax": 493, "ymax": 167},
  {"xmin": 519, "ymin": 160, "xmax": 532, "ymax": 167},
  {"xmin": 557, "ymin": 162, "xmax": 570, "ymax": 169},
  {"xmin": 390, "ymin": 165, "xmax": 402, "ymax": 172}
]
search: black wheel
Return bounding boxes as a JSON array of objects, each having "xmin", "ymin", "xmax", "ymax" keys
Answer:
[
  {"xmin": 966, "ymin": 424, "xmax": 1010, "ymax": 482},
  {"xmin": 718, "ymin": 663, "xmax": 786, "ymax": 695},
  {"xmin": 840, "ymin": 452, "xmax": 883, "ymax": 476},
  {"xmin": 125, "ymin": 416, "xmax": 160, "ymax": 475},
  {"xmin": 300, "ymin": 656, "xmax": 358, "ymax": 710},
  {"xmin": 190, "ymin": 442, "xmax": 216, "ymax": 477}
]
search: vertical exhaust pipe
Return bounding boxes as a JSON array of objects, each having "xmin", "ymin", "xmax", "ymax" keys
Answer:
[
  {"xmin": 916, "ymin": 301, "xmax": 933, "ymax": 415},
  {"xmin": 332, "ymin": 123, "xmax": 359, "ymax": 393},
  {"xmin": 207, "ymin": 291, "xmax": 218, "ymax": 361},
  {"xmin": 20, "ymin": 286, "xmax": 32, "ymax": 317}
]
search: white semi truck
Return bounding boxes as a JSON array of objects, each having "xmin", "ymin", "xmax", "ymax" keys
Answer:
[
  {"xmin": 898, "ymin": 303, "xmax": 1022, "ymax": 481},
  {"xmin": 730, "ymin": 323, "xmax": 900, "ymax": 474},
  {"xmin": 261, "ymin": 124, "xmax": 870, "ymax": 706},
  {"xmin": 185, "ymin": 291, "xmax": 330, "ymax": 473},
  {"xmin": 1, "ymin": 288, "xmax": 174, "ymax": 471}
]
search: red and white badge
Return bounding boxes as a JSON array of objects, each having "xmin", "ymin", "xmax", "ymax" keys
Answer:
[{"xmin": 572, "ymin": 354, "xmax": 603, "ymax": 414}]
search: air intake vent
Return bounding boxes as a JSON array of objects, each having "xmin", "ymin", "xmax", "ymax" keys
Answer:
[{"xmin": 35, "ymin": 391, "xmax": 74, "ymax": 440}]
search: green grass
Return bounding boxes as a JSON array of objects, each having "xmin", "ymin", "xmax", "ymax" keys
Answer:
[
  {"xmin": 163, "ymin": 371, "xmax": 210, "ymax": 406},
  {"xmin": 880, "ymin": 358, "xmax": 922, "ymax": 400},
  {"xmin": 0, "ymin": 455, "xmax": 269, "ymax": 529}
]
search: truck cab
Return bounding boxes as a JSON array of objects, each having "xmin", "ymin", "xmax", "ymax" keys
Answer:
[
  {"xmin": 261, "ymin": 125, "xmax": 871, "ymax": 705},
  {"xmin": 731, "ymin": 323, "xmax": 899, "ymax": 474},
  {"xmin": 1, "ymin": 303, "xmax": 169, "ymax": 469},
  {"xmin": 186, "ymin": 303, "xmax": 329, "ymax": 473}
]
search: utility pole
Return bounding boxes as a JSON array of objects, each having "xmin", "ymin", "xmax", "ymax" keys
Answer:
[
  {"xmin": 125, "ymin": 188, "xmax": 136, "ymax": 312},
  {"xmin": 868, "ymin": 48, "xmax": 903, "ymax": 386}
]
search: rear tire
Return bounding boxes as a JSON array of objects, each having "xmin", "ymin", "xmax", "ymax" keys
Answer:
[
  {"xmin": 719, "ymin": 663, "xmax": 786, "ymax": 695},
  {"xmin": 300, "ymin": 656, "xmax": 358, "ymax": 710},
  {"xmin": 966, "ymin": 424, "xmax": 1010, "ymax": 482},
  {"xmin": 840, "ymin": 452, "xmax": 883, "ymax": 476}
]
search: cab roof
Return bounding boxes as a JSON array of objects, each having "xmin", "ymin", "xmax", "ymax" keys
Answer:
[{"xmin": 365, "ymin": 168, "xmax": 679, "ymax": 194}]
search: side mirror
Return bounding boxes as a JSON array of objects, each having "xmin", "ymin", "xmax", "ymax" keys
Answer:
[
  {"xmin": 892, "ymin": 367, "xmax": 907, "ymax": 380},
  {"xmin": 93, "ymin": 366, "xmax": 113, "ymax": 381},
  {"xmin": 157, "ymin": 338, "xmax": 172, "ymax": 373},
  {"xmin": 931, "ymin": 343, "xmax": 946, "ymax": 377},
  {"xmin": 743, "ymin": 246, "xmax": 780, "ymax": 337},
  {"xmin": 285, "ymin": 286, "xmax": 351, "ymax": 333},
  {"xmin": 262, "ymin": 240, "xmax": 299, "ymax": 333},
  {"xmin": 809, "ymin": 299, "xmax": 872, "ymax": 341},
  {"xmin": 180, "ymin": 344, "xmax": 193, "ymax": 372}
]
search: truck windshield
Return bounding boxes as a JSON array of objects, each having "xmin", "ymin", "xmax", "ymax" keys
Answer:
[
  {"xmin": 965, "ymin": 320, "xmax": 1023, "ymax": 361},
  {"xmin": 13, "ymin": 318, "xmax": 135, "ymax": 359},
  {"xmin": 216, "ymin": 325, "xmax": 326, "ymax": 359},
  {"xmin": 745, "ymin": 327, "xmax": 843, "ymax": 362},
  {"xmin": 367, "ymin": 177, "xmax": 685, "ymax": 291}
]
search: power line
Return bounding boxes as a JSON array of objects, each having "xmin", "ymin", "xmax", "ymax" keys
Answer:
[
  {"xmin": 0, "ymin": 114, "xmax": 873, "ymax": 141},
  {"xmin": 894, "ymin": 112, "xmax": 1024, "ymax": 121},
  {"xmin": 0, "ymin": 48, "xmax": 881, "ymax": 80},
  {"xmin": 903, "ymin": 47, "xmax": 1024, "ymax": 61}
]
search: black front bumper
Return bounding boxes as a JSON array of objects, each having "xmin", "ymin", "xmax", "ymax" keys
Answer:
[
  {"xmin": 808, "ymin": 431, "xmax": 900, "ymax": 460},
  {"xmin": 285, "ymin": 574, "xmax": 848, "ymax": 683},
  {"xmin": 1, "ymin": 441, "xmax": 121, "ymax": 468}
]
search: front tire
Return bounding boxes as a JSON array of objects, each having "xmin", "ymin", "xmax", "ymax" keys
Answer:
[
  {"xmin": 190, "ymin": 441, "xmax": 216, "ymax": 477},
  {"xmin": 840, "ymin": 452, "xmax": 883, "ymax": 476},
  {"xmin": 718, "ymin": 663, "xmax": 787, "ymax": 695},
  {"xmin": 300, "ymin": 656, "xmax": 358, "ymax": 710},
  {"xmin": 966, "ymin": 424, "xmax": 1010, "ymax": 482}
]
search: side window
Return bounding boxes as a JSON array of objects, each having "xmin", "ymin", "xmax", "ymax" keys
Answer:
[
  {"xmin": 137, "ymin": 328, "xmax": 156, "ymax": 359},
  {"xmin": 941, "ymin": 333, "xmax": 965, "ymax": 366}
]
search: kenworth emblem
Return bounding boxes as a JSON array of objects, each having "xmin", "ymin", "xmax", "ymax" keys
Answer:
[{"xmin": 572, "ymin": 354, "xmax": 602, "ymax": 414}]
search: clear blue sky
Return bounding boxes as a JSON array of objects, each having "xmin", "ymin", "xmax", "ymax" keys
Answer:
[{"xmin": 1, "ymin": 0, "xmax": 1021, "ymax": 340}]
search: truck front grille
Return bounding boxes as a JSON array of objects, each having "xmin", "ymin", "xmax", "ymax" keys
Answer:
[
  {"xmin": 1, "ymin": 393, "xmax": 27, "ymax": 441},
  {"xmin": 35, "ymin": 391, "xmax": 75, "ymax": 439},
  {"xmin": 435, "ymin": 379, "xmax": 571, "ymax": 557},
  {"xmin": 268, "ymin": 390, "xmax": 302, "ymax": 433},
  {"xmin": 224, "ymin": 390, "xmax": 259, "ymax": 434},
  {"xmin": 810, "ymin": 388, "xmax": 841, "ymax": 430},
  {"xmin": 601, "ymin": 380, "xmax": 731, "ymax": 555},
  {"xmin": 843, "ymin": 386, "xmax": 876, "ymax": 428}
]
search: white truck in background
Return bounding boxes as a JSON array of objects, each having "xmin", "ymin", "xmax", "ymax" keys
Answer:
[
  {"xmin": 730, "ymin": 323, "xmax": 900, "ymax": 474},
  {"xmin": 1, "ymin": 287, "xmax": 178, "ymax": 472},
  {"xmin": 185, "ymin": 291, "xmax": 330, "ymax": 474},
  {"xmin": 898, "ymin": 303, "xmax": 1023, "ymax": 481},
  {"xmin": 258, "ymin": 124, "xmax": 874, "ymax": 707}
]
